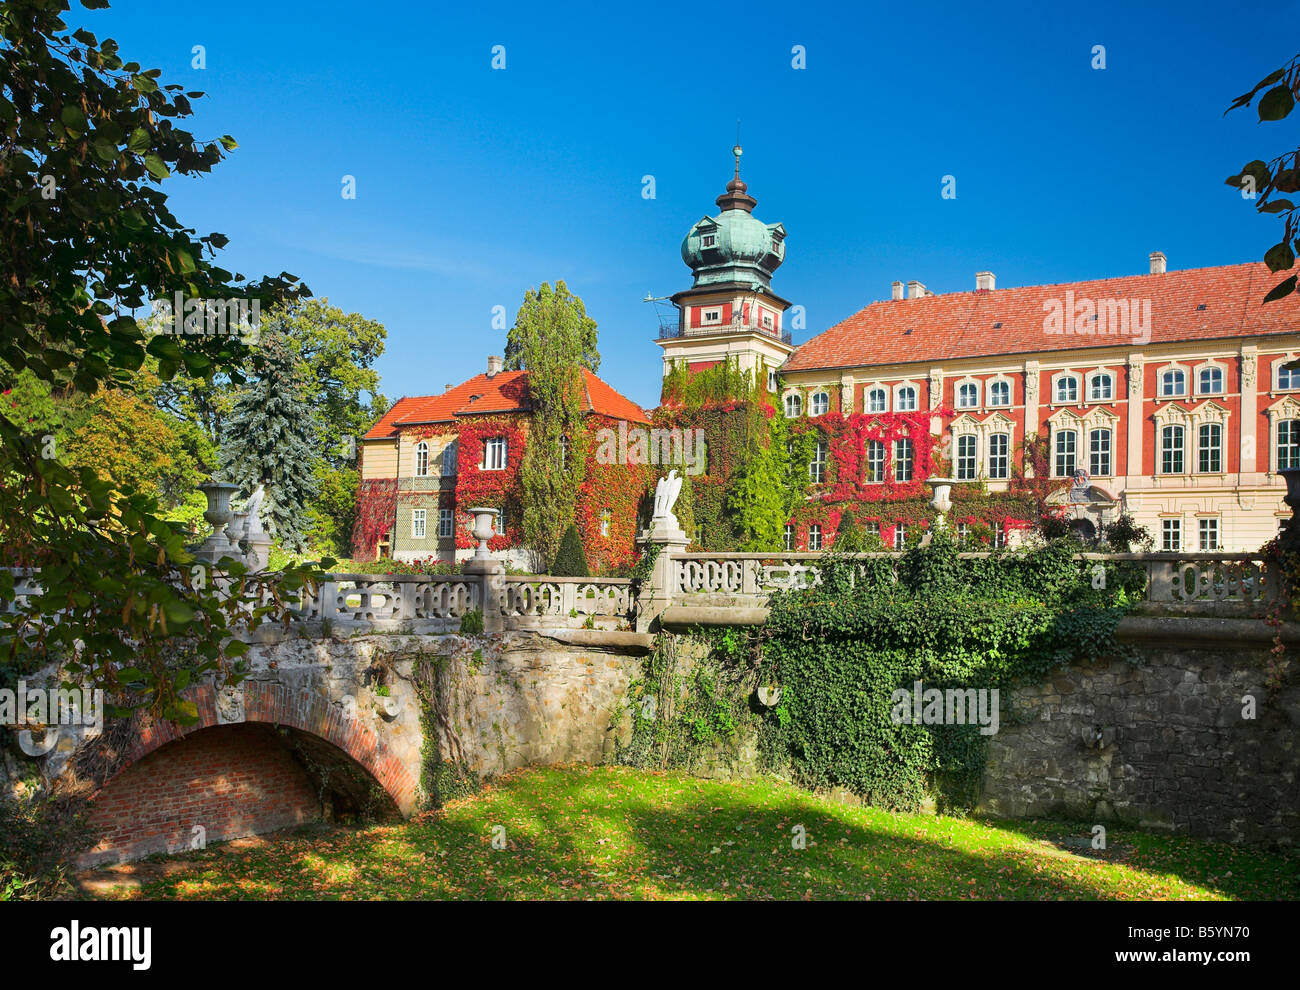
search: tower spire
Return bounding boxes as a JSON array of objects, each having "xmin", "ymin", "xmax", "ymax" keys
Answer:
[{"xmin": 717, "ymin": 134, "xmax": 756, "ymax": 213}]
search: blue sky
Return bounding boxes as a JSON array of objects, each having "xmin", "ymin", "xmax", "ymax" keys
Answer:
[{"xmin": 87, "ymin": 0, "xmax": 1296, "ymax": 410}]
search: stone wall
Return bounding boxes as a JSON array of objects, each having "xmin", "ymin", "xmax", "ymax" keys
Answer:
[{"xmin": 977, "ymin": 620, "xmax": 1299, "ymax": 846}]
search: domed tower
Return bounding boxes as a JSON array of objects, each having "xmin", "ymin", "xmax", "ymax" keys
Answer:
[{"xmin": 655, "ymin": 145, "xmax": 795, "ymax": 391}]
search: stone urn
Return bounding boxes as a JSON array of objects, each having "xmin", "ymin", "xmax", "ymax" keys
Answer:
[
  {"xmin": 925, "ymin": 477, "xmax": 956, "ymax": 529},
  {"xmin": 467, "ymin": 507, "xmax": 499, "ymax": 560},
  {"xmin": 199, "ymin": 481, "xmax": 239, "ymax": 538}
]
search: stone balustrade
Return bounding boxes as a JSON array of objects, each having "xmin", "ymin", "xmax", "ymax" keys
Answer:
[{"xmin": 668, "ymin": 551, "xmax": 1280, "ymax": 610}]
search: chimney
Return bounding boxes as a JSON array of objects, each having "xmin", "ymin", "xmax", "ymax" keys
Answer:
[
  {"xmin": 907, "ymin": 280, "xmax": 927, "ymax": 299},
  {"xmin": 486, "ymin": 354, "xmax": 503, "ymax": 377},
  {"xmin": 975, "ymin": 271, "xmax": 995, "ymax": 291},
  {"xmin": 891, "ymin": 280, "xmax": 904, "ymax": 301},
  {"xmin": 1149, "ymin": 251, "xmax": 1167, "ymax": 275}
]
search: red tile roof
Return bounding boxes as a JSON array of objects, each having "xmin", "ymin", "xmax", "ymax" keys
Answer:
[
  {"xmin": 784, "ymin": 261, "xmax": 1300, "ymax": 373},
  {"xmin": 364, "ymin": 368, "xmax": 648, "ymax": 440}
]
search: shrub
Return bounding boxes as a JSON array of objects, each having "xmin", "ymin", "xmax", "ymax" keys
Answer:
[
  {"xmin": 834, "ymin": 510, "xmax": 865, "ymax": 551},
  {"xmin": 0, "ymin": 791, "xmax": 91, "ymax": 901},
  {"xmin": 552, "ymin": 524, "xmax": 589, "ymax": 577}
]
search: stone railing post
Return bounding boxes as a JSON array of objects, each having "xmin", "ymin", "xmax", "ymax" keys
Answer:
[
  {"xmin": 636, "ymin": 520, "xmax": 689, "ymax": 632},
  {"xmin": 462, "ymin": 557, "xmax": 505, "ymax": 632}
]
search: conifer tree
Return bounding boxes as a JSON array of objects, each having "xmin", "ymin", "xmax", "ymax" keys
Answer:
[
  {"xmin": 552, "ymin": 523, "xmax": 590, "ymax": 577},
  {"xmin": 220, "ymin": 334, "xmax": 320, "ymax": 553}
]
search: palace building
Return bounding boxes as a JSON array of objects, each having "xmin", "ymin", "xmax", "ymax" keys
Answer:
[{"xmin": 654, "ymin": 150, "xmax": 1300, "ymax": 552}]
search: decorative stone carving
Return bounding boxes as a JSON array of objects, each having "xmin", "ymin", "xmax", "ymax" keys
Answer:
[
  {"xmin": 1242, "ymin": 353, "xmax": 1257, "ymax": 389},
  {"xmin": 1128, "ymin": 361, "xmax": 1144, "ymax": 397}
]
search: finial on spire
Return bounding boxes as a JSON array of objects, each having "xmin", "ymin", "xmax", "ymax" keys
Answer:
[{"xmin": 732, "ymin": 121, "xmax": 742, "ymax": 180}]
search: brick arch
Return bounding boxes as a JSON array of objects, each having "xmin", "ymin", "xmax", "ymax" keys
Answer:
[{"xmin": 108, "ymin": 681, "xmax": 418, "ymax": 814}]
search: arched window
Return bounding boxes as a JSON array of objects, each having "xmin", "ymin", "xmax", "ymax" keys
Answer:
[
  {"xmin": 809, "ymin": 391, "xmax": 830, "ymax": 417},
  {"xmin": 988, "ymin": 380, "xmax": 1011, "ymax": 407},
  {"xmin": 1089, "ymin": 428, "xmax": 1112, "ymax": 477},
  {"xmin": 1054, "ymin": 375, "xmax": 1079, "ymax": 403},
  {"xmin": 599, "ymin": 509, "xmax": 612, "ymax": 537},
  {"xmin": 1054, "ymin": 430, "xmax": 1077, "ymax": 476},
  {"xmin": 784, "ymin": 393, "xmax": 803, "ymax": 418},
  {"xmin": 1088, "ymin": 373, "xmax": 1113, "ymax": 401},
  {"xmin": 1280, "ymin": 362, "xmax": 1300, "ymax": 390},
  {"xmin": 1198, "ymin": 423, "xmax": 1222, "ymax": 473},
  {"xmin": 865, "ymin": 439, "xmax": 885, "ymax": 483},
  {"xmin": 414, "ymin": 441, "xmax": 430, "ymax": 477},
  {"xmin": 1198, "ymin": 367, "xmax": 1224, "ymax": 395},
  {"xmin": 893, "ymin": 438, "xmax": 914, "ymax": 482},
  {"xmin": 988, "ymin": 433, "xmax": 1009, "ymax": 479},
  {"xmin": 1160, "ymin": 369, "xmax": 1186, "ymax": 397},
  {"xmin": 1160, "ymin": 424, "xmax": 1185, "ymax": 474},
  {"xmin": 441, "ymin": 440, "xmax": 458, "ymax": 476},
  {"xmin": 808, "ymin": 524, "xmax": 823, "ymax": 551},
  {"xmin": 1279, "ymin": 420, "xmax": 1300, "ymax": 469},
  {"xmin": 956, "ymin": 382, "xmax": 979, "ymax": 409},
  {"xmin": 896, "ymin": 386, "xmax": 918, "ymax": 412},
  {"xmin": 956, "ymin": 434, "xmax": 978, "ymax": 480},
  {"xmin": 866, "ymin": 387, "xmax": 887, "ymax": 413}
]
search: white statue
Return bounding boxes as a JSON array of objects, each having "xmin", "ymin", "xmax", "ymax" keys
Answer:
[
  {"xmin": 652, "ymin": 469, "xmax": 683, "ymax": 524},
  {"xmin": 240, "ymin": 483, "xmax": 268, "ymax": 539}
]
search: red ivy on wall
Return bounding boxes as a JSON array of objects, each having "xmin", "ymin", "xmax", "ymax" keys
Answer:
[
  {"xmin": 574, "ymin": 416, "xmax": 653, "ymax": 572},
  {"xmin": 351, "ymin": 478, "xmax": 399, "ymax": 560},
  {"xmin": 450, "ymin": 416, "xmax": 527, "ymax": 550}
]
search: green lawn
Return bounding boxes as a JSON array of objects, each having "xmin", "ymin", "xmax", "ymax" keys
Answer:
[{"xmin": 85, "ymin": 765, "xmax": 1300, "ymax": 900}]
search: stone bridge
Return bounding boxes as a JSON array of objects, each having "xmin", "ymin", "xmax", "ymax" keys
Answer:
[{"xmin": 3, "ymin": 547, "xmax": 1296, "ymax": 863}]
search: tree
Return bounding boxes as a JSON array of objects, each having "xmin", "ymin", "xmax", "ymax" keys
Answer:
[
  {"xmin": 835, "ymin": 509, "xmax": 865, "ymax": 551},
  {"xmin": 1225, "ymin": 55, "xmax": 1300, "ymax": 301},
  {"xmin": 219, "ymin": 334, "xmax": 320, "ymax": 553},
  {"xmin": 504, "ymin": 280, "xmax": 599, "ymax": 372},
  {"xmin": 552, "ymin": 523, "xmax": 589, "ymax": 577},
  {"xmin": 512, "ymin": 282, "xmax": 594, "ymax": 568}
]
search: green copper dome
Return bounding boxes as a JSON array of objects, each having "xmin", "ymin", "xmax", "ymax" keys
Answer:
[{"xmin": 681, "ymin": 174, "xmax": 786, "ymax": 290}]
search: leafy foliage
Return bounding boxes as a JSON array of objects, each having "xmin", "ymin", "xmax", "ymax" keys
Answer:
[
  {"xmin": 1224, "ymin": 55, "xmax": 1300, "ymax": 301},
  {"xmin": 504, "ymin": 280, "xmax": 599, "ymax": 373}
]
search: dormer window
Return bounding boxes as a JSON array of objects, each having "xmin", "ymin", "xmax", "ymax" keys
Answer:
[
  {"xmin": 771, "ymin": 237, "xmax": 780, "ymax": 252},
  {"xmin": 701, "ymin": 234, "xmax": 716, "ymax": 248}
]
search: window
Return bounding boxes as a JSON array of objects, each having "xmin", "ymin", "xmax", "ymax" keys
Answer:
[
  {"xmin": 989, "ymin": 380, "xmax": 1011, "ymax": 407},
  {"xmin": 808, "ymin": 525, "xmax": 822, "ymax": 551},
  {"xmin": 1054, "ymin": 430, "xmax": 1077, "ymax": 477},
  {"xmin": 809, "ymin": 439, "xmax": 828, "ymax": 483},
  {"xmin": 1199, "ymin": 518, "xmax": 1220, "ymax": 551},
  {"xmin": 1088, "ymin": 373, "xmax": 1113, "ymax": 401},
  {"xmin": 865, "ymin": 521, "xmax": 880, "ymax": 540},
  {"xmin": 1280, "ymin": 362, "xmax": 1300, "ymax": 390},
  {"xmin": 1198, "ymin": 367, "xmax": 1224, "ymax": 395},
  {"xmin": 867, "ymin": 387, "xmax": 887, "ymax": 413},
  {"xmin": 438, "ymin": 508, "xmax": 453, "ymax": 538},
  {"xmin": 414, "ymin": 441, "xmax": 430, "ymax": 477},
  {"xmin": 1089, "ymin": 428, "xmax": 1112, "ymax": 477},
  {"xmin": 956, "ymin": 434, "xmax": 978, "ymax": 480},
  {"xmin": 783, "ymin": 524, "xmax": 793, "ymax": 551},
  {"xmin": 767, "ymin": 369, "xmax": 777, "ymax": 392},
  {"xmin": 483, "ymin": 436, "xmax": 507, "ymax": 470},
  {"xmin": 896, "ymin": 386, "xmax": 918, "ymax": 411},
  {"xmin": 810, "ymin": 391, "xmax": 830, "ymax": 416},
  {"xmin": 1160, "ymin": 369, "xmax": 1186, "ymax": 396},
  {"xmin": 1279, "ymin": 419, "xmax": 1300, "ymax": 470},
  {"xmin": 761, "ymin": 312, "xmax": 775, "ymax": 331},
  {"xmin": 701, "ymin": 308, "xmax": 722, "ymax": 324},
  {"xmin": 784, "ymin": 393, "xmax": 802, "ymax": 418},
  {"xmin": 411, "ymin": 509, "xmax": 426, "ymax": 539},
  {"xmin": 1161, "ymin": 518, "xmax": 1182, "ymax": 552},
  {"xmin": 599, "ymin": 509, "xmax": 612, "ymax": 538},
  {"xmin": 442, "ymin": 440, "xmax": 458, "ymax": 476},
  {"xmin": 957, "ymin": 382, "xmax": 979, "ymax": 409},
  {"xmin": 956, "ymin": 522, "xmax": 971, "ymax": 542},
  {"xmin": 701, "ymin": 234, "xmax": 716, "ymax": 248},
  {"xmin": 771, "ymin": 236, "xmax": 781, "ymax": 253},
  {"xmin": 993, "ymin": 522, "xmax": 1007, "ymax": 549},
  {"xmin": 893, "ymin": 438, "xmax": 914, "ymax": 482},
  {"xmin": 988, "ymin": 433, "xmax": 1009, "ymax": 479},
  {"xmin": 893, "ymin": 525, "xmax": 907, "ymax": 550},
  {"xmin": 1055, "ymin": 375, "xmax": 1079, "ymax": 403},
  {"xmin": 1198, "ymin": 423, "xmax": 1222, "ymax": 473},
  {"xmin": 1160, "ymin": 425, "xmax": 1185, "ymax": 474},
  {"xmin": 496, "ymin": 507, "xmax": 507, "ymax": 535},
  {"xmin": 865, "ymin": 440, "xmax": 885, "ymax": 483}
]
